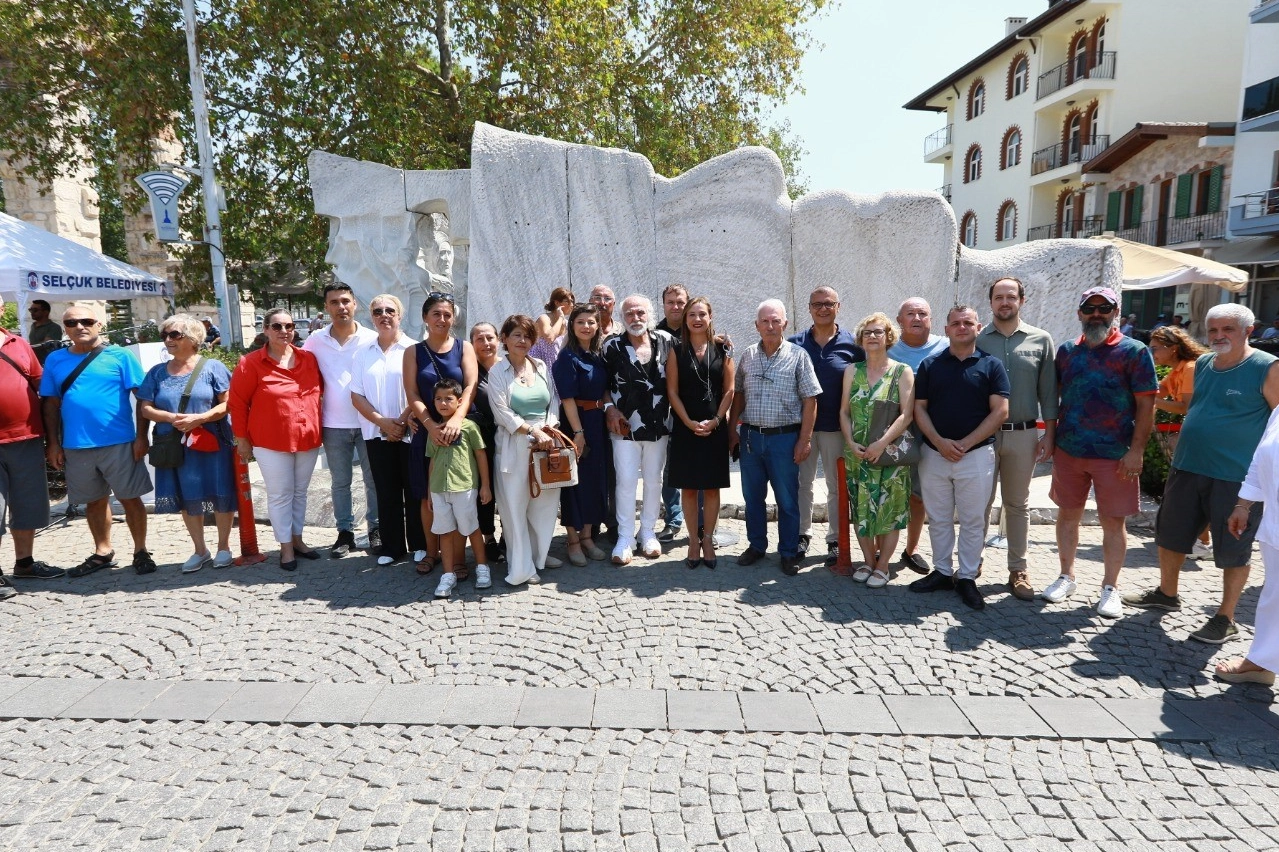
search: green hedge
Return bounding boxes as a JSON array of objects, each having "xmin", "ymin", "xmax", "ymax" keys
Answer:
[{"xmin": 1140, "ymin": 364, "xmax": 1177, "ymax": 500}]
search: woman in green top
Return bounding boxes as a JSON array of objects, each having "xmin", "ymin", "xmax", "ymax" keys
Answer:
[{"xmin": 839, "ymin": 312, "xmax": 915, "ymax": 588}]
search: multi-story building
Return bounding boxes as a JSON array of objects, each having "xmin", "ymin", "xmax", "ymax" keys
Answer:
[{"xmin": 905, "ymin": 0, "xmax": 1251, "ymax": 252}]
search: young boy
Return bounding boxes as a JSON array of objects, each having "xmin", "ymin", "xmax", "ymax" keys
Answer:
[{"xmin": 425, "ymin": 379, "xmax": 493, "ymax": 598}]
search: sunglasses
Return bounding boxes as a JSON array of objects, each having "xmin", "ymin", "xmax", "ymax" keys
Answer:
[
  {"xmin": 268, "ymin": 322, "xmax": 296, "ymax": 332},
  {"xmin": 371, "ymin": 307, "xmax": 398, "ymax": 317},
  {"xmin": 426, "ymin": 291, "xmax": 455, "ymax": 303},
  {"xmin": 63, "ymin": 318, "xmax": 98, "ymax": 328},
  {"xmin": 1080, "ymin": 304, "xmax": 1115, "ymax": 316},
  {"xmin": 162, "ymin": 330, "xmax": 186, "ymax": 341}
]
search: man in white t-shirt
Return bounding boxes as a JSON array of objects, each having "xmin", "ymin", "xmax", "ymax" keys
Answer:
[{"xmin": 304, "ymin": 283, "xmax": 380, "ymax": 556}]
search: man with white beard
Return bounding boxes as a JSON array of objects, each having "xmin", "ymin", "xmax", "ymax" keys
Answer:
[
  {"xmin": 1125, "ymin": 303, "xmax": 1279, "ymax": 644},
  {"xmin": 603, "ymin": 295, "xmax": 675, "ymax": 564},
  {"xmin": 1042, "ymin": 287, "xmax": 1156, "ymax": 619}
]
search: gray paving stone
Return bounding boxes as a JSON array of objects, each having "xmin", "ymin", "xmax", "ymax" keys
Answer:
[
  {"xmin": 209, "ymin": 682, "xmax": 312, "ymax": 723},
  {"xmin": 738, "ymin": 692, "xmax": 821, "ymax": 733},
  {"xmin": 514, "ymin": 688, "xmax": 594, "ymax": 728},
  {"xmin": 134, "ymin": 680, "xmax": 241, "ymax": 721},
  {"xmin": 362, "ymin": 685, "xmax": 453, "ymax": 725},
  {"xmin": 0, "ymin": 678, "xmax": 100, "ymax": 718},
  {"xmin": 592, "ymin": 689, "xmax": 666, "ymax": 730},
  {"xmin": 1242, "ymin": 700, "xmax": 1279, "ymax": 733},
  {"xmin": 440, "ymin": 685, "xmax": 524, "ymax": 727},
  {"xmin": 285, "ymin": 683, "xmax": 384, "ymax": 724},
  {"xmin": 882, "ymin": 696, "xmax": 976, "ymax": 736},
  {"xmin": 0, "ymin": 679, "xmax": 33, "ymax": 704},
  {"xmin": 1028, "ymin": 698, "xmax": 1134, "ymax": 739},
  {"xmin": 666, "ymin": 691, "xmax": 743, "ymax": 732},
  {"xmin": 1095, "ymin": 698, "xmax": 1210, "ymax": 741},
  {"xmin": 1169, "ymin": 698, "xmax": 1279, "ymax": 741},
  {"xmin": 57, "ymin": 679, "xmax": 172, "ymax": 720},
  {"xmin": 810, "ymin": 694, "xmax": 899, "ymax": 734},
  {"xmin": 954, "ymin": 696, "xmax": 1056, "ymax": 738}
]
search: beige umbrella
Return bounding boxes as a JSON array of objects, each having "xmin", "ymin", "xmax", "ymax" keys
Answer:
[{"xmin": 1089, "ymin": 235, "xmax": 1248, "ymax": 292}]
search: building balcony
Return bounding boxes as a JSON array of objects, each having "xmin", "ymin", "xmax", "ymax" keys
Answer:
[
  {"xmin": 1230, "ymin": 189, "xmax": 1279, "ymax": 237},
  {"xmin": 1241, "ymin": 75, "xmax": 1279, "ymax": 132},
  {"xmin": 937, "ymin": 184, "xmax": 951, "ymax": 203},
  {"xmin": 1037, "ymin": 51, "xmax": 1117, "ymax": 100},
  {"xmin": 1027, "ymin": 216, "xmax": 1105, "ymax": 241},
  {"xmin": 1029, "ymin": 135, "xmax": 1111, "ymax": 183},
  {"xmin": 1030, "ymin": 211, "xmax": 1228, "ymax": 246},
  {"xmin": 924, "ymin": 124, "xmax": 952, "ymax": 163},
  {"xmin": 1253, "ymin": 0, "xmax": 1279, "ymax": 24}
]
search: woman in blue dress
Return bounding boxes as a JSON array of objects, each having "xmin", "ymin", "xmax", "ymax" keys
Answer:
[
  {"xmin": 137, "ymin": 314, "xmax": 237, "ymax": 572},
  {"xmin": 553, "ymin": 303, "xmax": 612, "ymax": 565}
]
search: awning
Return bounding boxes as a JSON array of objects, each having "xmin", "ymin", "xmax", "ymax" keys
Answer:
[
  {"xmin": 1088, "ymin": 235, "xmax": 1248, "ymax": 292},
  {"xmin": 1212, "ymin": 236, "xmax": 1279, "ymax": 266}
]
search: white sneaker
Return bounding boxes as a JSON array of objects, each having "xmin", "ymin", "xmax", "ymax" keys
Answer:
[
  {"xmin": 1040, "ymin": 575, "xmax": 1077, "ymax": 603},
  {"xmin": 543, "ymin": 555, "xmax": 562, "ymax": 569},
  {"xmin": 413, "ymin": 549, "xmax": 428, "ymax": 563},
  {"xmin": 526, "ymin": 572, "xmax": 542, "ymax": 584},
  {"xmin": 377, "ymin": 555, "xmax": 396, "ymax": 566},
  {"xmin": 612, "ymin": 544, "xmax": 633, "ymax": 565},
  {"xmin": 1096, "ymin": 585, "xmax": 1123, "ymax": 619},
  {"xmin": 475, "ymin": 564, "xmax": 492, "ymax": 589},
  {"xmin": 641, "ymin": 539, "xmax": 662, "ymax": 559},
  {"xmin": 1191, "ymin": 540, "xmax": 1212, "ymax": 560},
  {"xmin": 181, "ymin": 551, "xmax": 211, "ymax": 574},
  {"xmin": 212, "ymin": 550, "xmax": 234, "ymax": 569},
  {"xmin": 434, "ymin": 572, "xmax": 457, "ymax": 598}
]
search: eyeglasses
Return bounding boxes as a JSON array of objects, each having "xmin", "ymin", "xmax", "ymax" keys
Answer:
[
  {"xmin": 861, "ymin": 328, "xmax": 886, "ymax": 337},
  {"xmin": 1080, "ymin": 304, "xmax": 1115, "ymax": 316},
  {"xmin": 63, "ymin": 318, "xmax": 97, "ymax": 328},
  {"xmin": 162, "ymin": 330, "xmax": 186, "ymax": 341},
  {"xmin": 809, "ymin": 301, "xmax": 838, "ymax": 310},
  {"xmin": 426, "ymin": 291, "xmax": 454, "ymax": 303},
  {"xmin": 371, "ymin": 307, "xmax": 398, "ymax": 317},
  {"xmin": 268, "ymin": 322, "xmax": 296, "ymax": 332}
]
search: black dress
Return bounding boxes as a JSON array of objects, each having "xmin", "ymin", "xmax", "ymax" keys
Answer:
[{"xmin": 667, "ymin": 340, "xmax": 730, "ymax": 490}]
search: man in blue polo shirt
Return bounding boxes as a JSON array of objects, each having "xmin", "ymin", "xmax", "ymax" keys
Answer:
[
  {"xmin": 910, "ymin": 305, "xmax": 1010, "ymax": 610},
  {"xmin": 790, "ymin": 286, "xmax": 863, "ymax": 565}
]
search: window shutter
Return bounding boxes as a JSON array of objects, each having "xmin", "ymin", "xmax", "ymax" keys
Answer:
[
  {"xmin": 1105, "ymin": 191, "xmax": 1122, "ymax": 231},
  {"xmin": 1129, "ymin": 185, "xmax": 1144, "ymax": 228},
  {"xmin": 1207, "ymin": 165, "xmax": 1224, "ymax": 214},
  {"xmin": 1175, "ymin": 173, "xmax": 1193, "ymax": 219}
]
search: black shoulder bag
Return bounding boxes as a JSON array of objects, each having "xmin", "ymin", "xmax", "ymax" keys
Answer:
[{"xmin": 149, "ymin": 358, "xmax": 208, "ymax": 470}]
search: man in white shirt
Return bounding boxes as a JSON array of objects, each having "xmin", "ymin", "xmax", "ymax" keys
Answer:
[{"xmin": 303, "ymin": 283, "xmax": 380, "ymax": 556}]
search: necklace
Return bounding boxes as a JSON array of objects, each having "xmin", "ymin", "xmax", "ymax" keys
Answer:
[{"xmin": 687, "ymin": 340, "xmax": 714, "ymax": 403}]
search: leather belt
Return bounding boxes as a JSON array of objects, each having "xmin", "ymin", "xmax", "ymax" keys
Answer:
[
  {"xmin": 743, "ymin": 423, "xmax": 801, "ymax": 436},
  {"xmin": 576, "ymin": 399, "xmax": 605, "ymax": 411},
  {"xmin": 1000, "ymin": 420, "xmax": 1039, "ymax": 432}
]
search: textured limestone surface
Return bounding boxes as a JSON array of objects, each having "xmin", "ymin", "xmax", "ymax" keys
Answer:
[{"xmin": 567, "ymin": 143, "xmax": 657, "ymax": 299}]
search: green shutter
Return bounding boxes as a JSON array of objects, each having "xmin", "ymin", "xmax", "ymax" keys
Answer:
[
  {"xmin": 1175, "ymin": 173, "xmax": 1193, "ymax": 219},
  {"xmin": 1129, "ymin": 185, "xmax": 1144, "ymax": 228},
  {"xmin": 1105, "ymin": 191, "xmax": 1122, "ymax": 231},
  {"xmin": 1207, "ymin": 165, "xmax": 1224, "ymax": 214}
]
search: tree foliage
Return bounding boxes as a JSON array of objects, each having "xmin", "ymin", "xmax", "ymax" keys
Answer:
[{"xmin": 0, "ymin": 0, "xmax": 826, "ymax": 302}]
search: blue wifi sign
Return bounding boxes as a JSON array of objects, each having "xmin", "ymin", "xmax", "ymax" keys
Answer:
[{"xmin": 135, "ymin": 170, "xmax": 191, "ymax": 242}]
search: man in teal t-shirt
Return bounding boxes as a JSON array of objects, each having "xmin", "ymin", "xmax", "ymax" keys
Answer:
[{"xmin": 1125, "ymin": 304, "xmax": 1279, "ymax": 645}]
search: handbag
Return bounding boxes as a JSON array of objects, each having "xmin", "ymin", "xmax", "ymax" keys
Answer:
[
  {"xmin": 184, "ymin": 426, "xmax": 220, "ymax": 453},
  {"xmin": 866, "ymin": 365, "xmax": 921, "ymax": 468},
  {"xmin": 149, "ymin": 357, "xmax": 208, "ymax": 469},
  {"xmin": 528, "ymin": 424, "xmax": 580, "ymax": 497}
]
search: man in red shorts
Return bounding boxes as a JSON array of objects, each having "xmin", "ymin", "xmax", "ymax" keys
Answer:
[{"xmin": 1043, "ymin": 287, "xmax": 1156, "ymax": 618}]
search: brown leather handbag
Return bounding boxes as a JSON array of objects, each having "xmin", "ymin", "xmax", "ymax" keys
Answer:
[{"xmin": 528, "ymin": 424, "xmax": 581, "ymax": 497}]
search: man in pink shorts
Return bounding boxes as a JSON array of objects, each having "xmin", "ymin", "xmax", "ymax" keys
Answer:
[{"xmin": 1043, "ymin": 287, "xmax": 1157, "ymax": 618}]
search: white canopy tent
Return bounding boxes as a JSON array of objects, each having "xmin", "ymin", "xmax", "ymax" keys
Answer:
[
  {"xmin": 0, "ymin": 212, "xmax": 173, "ymax": 332},
  {"xmin": 1089, "ymin": 234, "xmax": 1248, "ymax": 292}
]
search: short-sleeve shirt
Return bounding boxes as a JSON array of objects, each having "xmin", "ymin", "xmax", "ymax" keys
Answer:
[
  {"xmin": 1158, "ymin": 359, "xmax": 1194, "ymax": 402},
  {"xmin": 302, "ymin": 322, "xmax": 379, "ymax": 429},
  {"xmin": 915, "ymin": 348, "xmax": 1010, "ymax": 449},
  {"xmin": 0, "ymin": 331, "xmax": 43, "ymax": 443},
  {"xmin": 789, "ymin": 326, "xmax": 864, "ymax": 432},
  {"xmin": 1055, "ymin": 329, "xmax": 1158, "ymax": 460},
  {"xmin": 40, "ymin": 345, "xmax": 145, "ymax": 450},
  {"xmin": 27, "ymin": 320, "xmax": 62, "ymax": 363},
  {"xmin": 425, "ymin": 418, "xmax": 485, "ymax": 493},
  {"xmin": 137, "ymin": 358, "xmax": 232, "ymax": 441},
  {"xmin": 888, "ymin": 335, "xmax": 947, "ymax": 371},
  {"xmin": 735, "ymin": 340, "xmax": 822, "ymax": 429},
  {"xmin": 603, "ymin": 330, "xmax": 674, "ymax": 440}
]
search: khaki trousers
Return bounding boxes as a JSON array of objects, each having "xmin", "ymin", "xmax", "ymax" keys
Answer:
[{"xmin": 985, "ymin": 428, "xmax": 1039, "ymax": 572}]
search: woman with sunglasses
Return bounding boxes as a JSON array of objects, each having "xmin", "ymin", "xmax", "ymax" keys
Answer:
[
  {"xmin": 229, "ymin": 308, "xmax": 324, "ymax": 571},
  {"xmin": 404, "ymin": 292, "xmax": 479, "ymax": 578},
  {"xmin": 138, "ymin": 314, "xmax": 237, "ymax": 572},
  {"xmin": 350, "ymin": 294, "xmax": 425, "ymax": 566},
  {"xmin": 531, "ymin": 287, "xmax": 574, "ymax": 368}
]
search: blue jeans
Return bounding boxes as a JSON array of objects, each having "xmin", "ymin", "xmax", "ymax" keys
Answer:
[
  {"xmin": 661, "ymin": 483, "xmax": 684, "ymax": 529},
  {"xmin": 322, "ymin": 427, "xmax": 379, "ymax": 532},
  {"xmin": 739, "ymin": 426, "xmax": 801, "ymax": 557}
]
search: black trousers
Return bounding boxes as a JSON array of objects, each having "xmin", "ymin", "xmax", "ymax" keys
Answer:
[{"xmin": 365, "ymin": 438, "xmax": 426, "ymax": 557}]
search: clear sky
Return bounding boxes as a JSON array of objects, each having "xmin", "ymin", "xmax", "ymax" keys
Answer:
[{"xmin": 773, "ymin": 0, "xmax": 1048, "ymax": 195}]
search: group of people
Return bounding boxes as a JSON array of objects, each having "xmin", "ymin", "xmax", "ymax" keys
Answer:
[{"xmin": 4, "ymin": 279, "xmax": 1279, "ymax": 688}]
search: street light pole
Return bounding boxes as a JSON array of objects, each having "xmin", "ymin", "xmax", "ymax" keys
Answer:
[{"xmin": 181, "ymin": 0, "xmax": 240, "ymax": 346}]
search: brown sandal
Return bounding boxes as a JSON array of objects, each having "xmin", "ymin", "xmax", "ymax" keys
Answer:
[
  {"xmin": 454, "ymin": 564, "xmax": 470, "ymax": 581},
  {"xmin": 415, "ymin": 555, "xmax": 437, "ymax": 575}
]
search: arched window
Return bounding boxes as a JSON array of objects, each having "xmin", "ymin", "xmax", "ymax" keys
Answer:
[
  {"xmin": 965, "ymin": 145, "xmax": 982, "ymax": 183},
  {"xmin": 1070, "ymin": 33, "xmax": 1090, "ymax": 82},
  {"xmin": 1011, "ymin": 56, "xmax": 1029, "ymax": 98},
  {"xmin": 1093, "ymin": 20, "xmax": 1106, "ymax": 56},
  {"xmin": 998, "ymin": 201, "xmax": 1018, "ymax": 241},
  {"xmin": 1066, "ymin": 113, "xmax": 1083, "ymax": 162},
  {"xmin": 1088, "ymin": 104, "xmax": 1100, "ymax": 143},
  {"xmin": 961, "ymin": 212, "xmax": 978, "ymax": 247},
  {"xmin": 1002, "ymin": 128, "xmax": 1022, "ymax": 169},
  {"xmin": 968, "ymin": 79, "xmax": 986, "ymax": 120}
]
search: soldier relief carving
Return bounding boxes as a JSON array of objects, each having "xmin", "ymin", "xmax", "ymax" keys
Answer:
[{"xmin": 410, "ymin": 212, "xmax": 461, "ymax": 336}]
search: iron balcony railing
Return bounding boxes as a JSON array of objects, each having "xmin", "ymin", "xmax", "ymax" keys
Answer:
[
  {"xmin": 1027, "ymin": 216, "xmax": 1105, "ymax": 241},
  {"xmin": 1238, "ymin": 188, "xmax": 1279, "ymax": 220},
  {"xmin": 1037, "ymin": 51, "xmax": 1117, "ymax": 99},
  {"xmin": 937, "ymin": 184, "xmax": 951, "ymax": 202},
  {"xmin": 1116, "ymin": 211, "xmax": 1227, "ymax": 245},
  {"xmin": 1030, "ymin": 135, "xmax": 1111, "ymax": 175},
  {"xmin": 924, "ymin": 124, "xmax": 952, "ymax": 157}
]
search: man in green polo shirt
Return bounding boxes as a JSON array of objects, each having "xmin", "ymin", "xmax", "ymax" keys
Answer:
[{"xmin": 977, "ymin": 278, "xmax": 1057, "ymax": 601}]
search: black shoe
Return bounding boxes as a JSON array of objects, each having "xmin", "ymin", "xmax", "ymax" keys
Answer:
[
  {"xmin": 909, "ymin": 570, "xmax": 955, "ymax": 593},
  {"xmin": 295, "ymin": 547, "xmax": 321, "ymax": 560},
  {"xmin": 12, "ymin": 561, "xmax": 66, "ymax": 579},
  {"xmin": 485, "ymin": 540, "xmax": 503, "ymax": 562},
  {"xmin": 366, "ymin": 527, "xmax": 381, "ymax": 552},
  {"xmin": 0, "ymin": 575, "xmax": 17, "ymax": 600},
  {"xmin": 280, "ymin": 558, "xmax": 298, "ymax": 572},
  {"xmin": 132, "ymin": 550, "xmax": 157, "ymax": 575},
  {"xmin": 737, "ymin": 547, "xmax": 766, "ymax": 567},
  {"xmin": 901, "ymin": 551, "xmax": 930, "ymax": 575},
  {"xmin": 824, "ymin": 540, "xmax": 839, "ymax": 565},
  {"xmin": 780, "ymin": 556, "xmax": 801, "ymax": 576},
  {"xmin": 657, "ymin": 523, "xmax": 682, "ymax": 543},
  {"xmin": 330, "ymin": 530, "xmax": 356, "ymax": 558},
  {"xmin": 955, "ymin": 578, "xmax": 985, "ymax": 610},
  {"xmin": 797, "ymin": 534, "xmax": 811, "ymax": 557}
]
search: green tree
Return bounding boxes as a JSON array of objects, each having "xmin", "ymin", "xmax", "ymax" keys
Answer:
[{"xmin": 0, "ymin": 0, "xmax": 825, "ymax": 303}]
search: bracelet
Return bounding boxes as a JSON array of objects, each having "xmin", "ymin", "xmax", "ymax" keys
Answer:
[
  {"xmin": 573, "ymin": 430, "xmax": 584, "ymax": 435},
  {"xmin": 1236, "ymin": 502, "xmax": 1253, "ymax": 510}
]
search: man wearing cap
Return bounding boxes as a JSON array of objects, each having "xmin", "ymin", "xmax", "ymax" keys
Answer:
[
  {"xmin": 977, "ymin": 277, "xmax": 1056, "ymax": 601},
  {"xmin": 1043, "ymin": 287, "xmax": 1156, "ymax": 618},
  {"xmin": 1124, "ymin": 303, "xmax": 1279, "ymax": 644}
]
